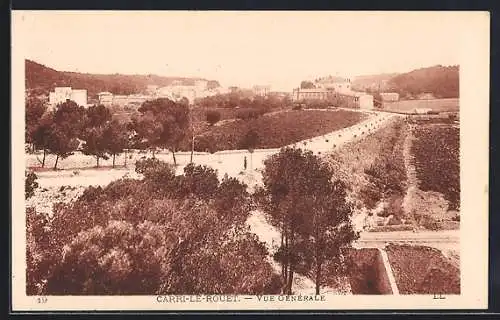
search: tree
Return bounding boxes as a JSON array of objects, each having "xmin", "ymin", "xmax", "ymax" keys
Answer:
[
  {"xmin": 136, "ymin": 98, "xmax": 190, "ymax": 165},
  {"xmin": 194, "ymin": 135, "xmax": 218, "ymax": 154},
  {"xmin": 81, "ymin": 105, "xmax": 112, "ymax": 167},
  {"xmin": 261, "ymin": 147, "xmax": 358, "ymax": 294},
  {"xmin": 45, "ymin": 220, "xmax": 178, "ymax": 295},
  {"xmin": 46, "ymin": 100, "xmax": 86, "ymax": 169},
  {"xmin": 103, "ymin": 119, "xmax": 129, "ymax": 168},
  {"xmin": 205, "ymin": 110, "xmax": 221, "ymax": 126},
  {"xmin": 25, "ymin": 97, "xmax": 47, "ymax": 151},
  {"xmin": 177, "ymin": 163, "xmax": 219, "ymax": 199},
  {"xmin": 307, "ymin": 178, "xmax": 357, "ymax": 294},
  {"xmin": 372, "ymin": 92, "xmax": 383, "ymax": 109},
  {"xmin": 31, "ymin": 113, "xmax": 53, "ymax": 168},
  {"xmin": 130, "ymin": 112, "xmax": 163, "ymax": 157},
  {"xmin": 81, "ymin": 127, "xmax": 108, "ymax": 167},
  {"xmin": 300, "ymin": 81, "xmax": 316, "ymax": 89}
]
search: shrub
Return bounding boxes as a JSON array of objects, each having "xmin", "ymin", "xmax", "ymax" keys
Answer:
[
  {"xmin": 216, "ymin": 174, "xmax": 250, "ymax": 216},
  {"xmin": 77, "ymin": 185, "xmax": 104, "ymax": 203},
  {"xmin": 177, "ymin": 163, "xmax": 220, "ymax": 199},
  {"xmin": 102, "ymin": 179, "xmax": 145, "ymax": 201},
  {"xmin": 135, "ymin": 158, "xmax": 175, "ymax": 181},
  {"xmin": 135, "ymin": 158, "xmax": 177, "ymax": 194},
  {"xmin": 45, "ymin": 220, "xmax": 178, "ymax": 295},
  {"xmin": 292, "ymin": 104, "xmax": 302, "ymax": 110},
  {"xmin": 421, "ymin": 215, "xmax": 442, "ymax": 231},
  {"xmin": 206, "ymin": 110, "xmax": 222, "ymax": 126},
  {"xmin": 388, "ymin": 215, "xmax": 402, "ymax": 225},
  {"xmin": 25, "ymin": 171, "xmax": 39, "ymax": 199}
]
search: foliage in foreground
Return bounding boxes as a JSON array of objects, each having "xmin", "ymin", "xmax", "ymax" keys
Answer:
[
  {"xmin": 26, "ymin": 160, "xmax": 282, "ymax": 295},
  {"xmin": 25, "ymin": 171, "xmax": 39, "ymax": 199}
]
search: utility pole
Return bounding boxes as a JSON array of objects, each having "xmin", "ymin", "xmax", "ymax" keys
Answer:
[{"xmin": 190, "ymin": 89, "xmax": 196, "ymax": 164}]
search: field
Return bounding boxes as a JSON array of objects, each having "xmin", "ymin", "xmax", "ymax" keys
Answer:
[
  {"xmin": 383, "ymin": 98, "xmax": 459, "ymax": 114},
  {"xmin": 327, "ymin": 118, "xmax": 408, "ymax": 228},
  {"xmin": 191, "ymin": 109, "xmax": 367, "ymax": 151},
  {"xmin": 411, "ymin": 124, "xmax": 460, "ymax": 211},
  {"xmin": 385, "ymin": 244, "xmax": 460, "ymax": 294}
]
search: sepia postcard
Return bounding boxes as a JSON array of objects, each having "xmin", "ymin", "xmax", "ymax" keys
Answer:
[{"xmin": 11, "ymin": 10, "xmax": 489, "ymax": 312}]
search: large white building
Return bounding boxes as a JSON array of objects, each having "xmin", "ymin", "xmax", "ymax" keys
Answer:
[
  {"xmin": 315, "ymin": 76, "xmax": 352, "ymax": 93},
  {"xmin": 48, "ymin": 87, "xmax": 88, "ymax": 108},
  {"xmin": 253, "ymin": 85, "xmax": 271, "ymax": 97},
  {"xmin": 292, "ymin": 76, "xmax": 374, "ymax": 110}
]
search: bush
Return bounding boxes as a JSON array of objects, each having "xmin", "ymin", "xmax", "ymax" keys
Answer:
[
  {"xmin": 388, "ymin": 215, "xmax": 402, "ymax": 225},
  {"xmin": 102, "ymin": 179, "xmax": 145, "ymax": 201},
  {"xmin": 421, "ymin": 215, "xmax": 442, "ymax": 231},
  {"xmin": 25, "ymin": 171, "xmax": 39, "ymax": 199},
  {"xmin": 177, "ymin": 163, "xmax": 219, "ymax": 199},
  {"xmin": 135, "ymin": 158, "xmax": 177, "ymax": 194},
  {"xmin": 292, "ymin": 104, "xmax": 302, "ymax": 110},
  {"xmin": 135, "ymin": 158, "xmax": 175, "ymax": 181},
  {"xmin": 77, "ymin": 185, "xmax": 104, "ymax": 202},
  {"xmin": 379, "ymin": 196, "xmax": 404, "ymax": 218},
  {"xmin": 206, "ymin": 110, "xmax": 222, "ymax": 126}
]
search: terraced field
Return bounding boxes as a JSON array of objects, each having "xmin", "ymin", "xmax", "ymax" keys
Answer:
[{"xmin": 411, "ymin": 124, "xmax": 460, "ymax": 210}]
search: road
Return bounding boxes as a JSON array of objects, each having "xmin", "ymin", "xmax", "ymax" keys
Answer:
[
  {"xmin": 355, "ymin": 229, "xmax": 460, "ymax": 266},
  {"xmin": 355, "ymin": 230, "xmax": 459, "ymax": 248}
]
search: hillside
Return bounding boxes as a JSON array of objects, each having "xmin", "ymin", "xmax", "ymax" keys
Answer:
[
  {"xmin": 387, "ymin": 65, "xmax": 459, "ymax": 99},
  {"xmin": 352, "ymin": 73, "xmax": 399, "ymax": 92},
  {"xmin": 25, "ymin": 59, "xmax": 220, "ymax": 98},
  {"xmin": 352, "ymin": 65, "xmax": 459, "ymax": 99}
]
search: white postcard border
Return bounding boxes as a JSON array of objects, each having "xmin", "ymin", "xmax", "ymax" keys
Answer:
[{"xmin": 11, "ymin": 11, "xmax": 490, "ymax": 311}]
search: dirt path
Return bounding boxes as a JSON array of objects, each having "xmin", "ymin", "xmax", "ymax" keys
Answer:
[{"xmin": 402, "ymin": 123, "xmax": 418, "ymax": 219}]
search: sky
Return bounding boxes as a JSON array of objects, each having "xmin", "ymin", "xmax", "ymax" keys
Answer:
[{"xmin": 13, "ymin": 11, "xmax": 469, "ymax": 91}]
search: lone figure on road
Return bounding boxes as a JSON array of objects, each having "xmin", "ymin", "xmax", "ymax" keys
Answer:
[{"xmin": 244, "ymin": 156, "xmax": 247, "ymax": 170}]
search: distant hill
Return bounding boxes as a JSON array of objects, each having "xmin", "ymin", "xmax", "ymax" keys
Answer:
[
  {"xmin": 352, "ymin": 73, "xmax": 399, "ymax": 92},
  {"xmin": 352, "ymin": 65, "xmax": 459, "ymax": 99},
  {"xmin": 386, "ymin": 65, "xmax": 459, "ymax": 99},
  {"xmin": 25, "ymin": 59, "xmax": 221, "ymax": 98}
]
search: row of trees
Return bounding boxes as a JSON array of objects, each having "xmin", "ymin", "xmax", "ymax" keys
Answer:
[
  {"xmin": 26, "ymin": 97, "xmax": 195, "ymax": 169},
  {"xmin": 196, "ymin": 91, "xmax": 291, "ymax": 111},
  {"xmin": 257, "ymin": 147, "xmax": 358, "ymax": 294},
  {"xmin": 27, "ymin": 100, "xmax": 130, "ymax": 169}
]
